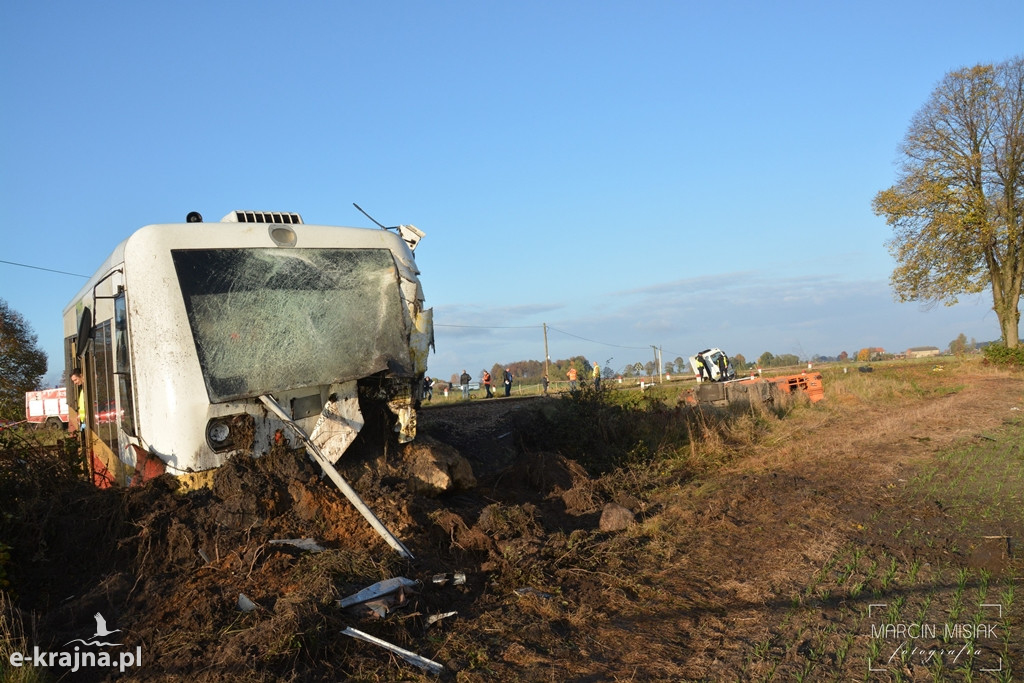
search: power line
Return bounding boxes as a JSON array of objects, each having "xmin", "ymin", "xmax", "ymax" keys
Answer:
[
  {"xmin": 545, "ymin": 325, "xmax": 651, "ymax": 351},
  {"xmin": 432, "ymin": 321, "xmax": 647, "ymax": 352},
  {"xmin": 0, "ymin": 259, "xmax": 88, "ymax": 278},
  {"xmin": 432, "ymin": 321, "xmax": 704, "ymax": 374},
  {"xmin": 434, "ymin": 323, "xmax": 541, "ymax": 330}
]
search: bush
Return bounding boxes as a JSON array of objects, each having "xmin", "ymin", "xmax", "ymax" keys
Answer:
[{"xmin": 982, "ymin": 343, "xmax": 1024, "ymax": 367}]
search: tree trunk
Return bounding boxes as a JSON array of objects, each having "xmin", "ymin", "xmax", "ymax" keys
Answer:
[
  {"xmin": 993, "ymin": 294, "xmax": 1021, "ymax": 347},
  {"xmin": 1001, "ymin": 314, "xmax": 1020, "ymax": 348}
]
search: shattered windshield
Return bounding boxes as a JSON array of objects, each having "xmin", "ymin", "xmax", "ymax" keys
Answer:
[{"xmin": 172, "ymin": 248, "xmax": 411, "ymax": 402}]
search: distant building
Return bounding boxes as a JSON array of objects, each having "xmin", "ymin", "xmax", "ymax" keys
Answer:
[{"xmin": 906, "ymin": 346, "xmax": 941, "ymax": 359}]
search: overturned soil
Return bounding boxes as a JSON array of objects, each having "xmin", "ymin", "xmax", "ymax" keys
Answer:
[{"xmin": 2, "ymin": 364, "xmax": 1023, "ymax": 681}]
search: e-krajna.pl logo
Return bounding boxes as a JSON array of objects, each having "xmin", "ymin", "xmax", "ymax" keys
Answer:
[{"xmin": 7, "ymin": 612, "xmax": 142, "ymax": 674}]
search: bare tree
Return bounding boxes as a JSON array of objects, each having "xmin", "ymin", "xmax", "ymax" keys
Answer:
[{"xmin": 873, "ymin": 56, "xmax": 1024, "ymax": 347}]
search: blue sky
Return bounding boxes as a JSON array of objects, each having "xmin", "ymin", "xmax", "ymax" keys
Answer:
[{"xmin": 2, "ymin": 1, "xmax": 1021, "ymax": 386}]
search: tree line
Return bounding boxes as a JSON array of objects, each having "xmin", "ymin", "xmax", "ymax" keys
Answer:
[
  {"xmin": 442, "ymin": 351, "xmax": 824, "ymax": 387},
  {"xmin": 0, "ymin": 299, "xmax": 48, "ymax": 421}
]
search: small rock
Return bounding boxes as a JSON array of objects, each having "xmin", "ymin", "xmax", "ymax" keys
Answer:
[
  {"xmin": 401, "ymin": 436, "xmax": 477, "ymax": 495},
  {"xmin": 599, "ymin": 503, "xmax": 635, "ymax": 532}
]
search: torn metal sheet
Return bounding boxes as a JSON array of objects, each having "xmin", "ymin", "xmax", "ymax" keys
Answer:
[
  {"xmin": 515, "ymin": 587, "xmax": 554, "ymax": 600},
  {"xmin": 339, "ymin": 577, "xmax": 419, "ymax": 609},
  {"xmin": 397, "ymin": 224, "xmax": 425, "ymax": 253},
  {"xmin": 409, "ymin": 307, "xmax": 434, "ymax": 374},
  {"xmin": 341, "ymin": 627, "xmax": 444, "ymax": 676},
  {"xmin": 387, "ymin": 394, "xmax": 416, "ymax": 444},
  {"xmin": 427, "ymin": 611, "xmax": 458, "ymax": 626},
  {"xmin": 309, "ymin": 383, "xmax": 363, "ymax": 464},
  {"xmin": 268, "ymin": 538, "xmax": 325, "ymax": 552}
]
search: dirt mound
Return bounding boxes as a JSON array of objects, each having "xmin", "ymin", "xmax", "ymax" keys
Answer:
[{"xmin": 1, "ymin": 400, "xmax": 614, "ymax": 681}]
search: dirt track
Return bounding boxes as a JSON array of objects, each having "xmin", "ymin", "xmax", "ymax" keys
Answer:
[{"xmin": 1, "ymin": 363, "xmax": 1023, "ymax": 681}]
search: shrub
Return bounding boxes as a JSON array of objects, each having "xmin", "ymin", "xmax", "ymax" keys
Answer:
[{"xmin": 982, "ymin": 343, "xmax": 1024, "ymax": 367}]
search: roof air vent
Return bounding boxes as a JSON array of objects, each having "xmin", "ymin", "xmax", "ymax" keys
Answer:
[{"xmin": 220, "ymin": 210, "xmax": 304, "ymax": 225}]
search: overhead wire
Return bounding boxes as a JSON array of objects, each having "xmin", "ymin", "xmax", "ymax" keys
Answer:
[
  {"xmin": 0, "ymin": 259, "xmax": 88, "ymax": 278},
  {"xmin": 0, "ymin": 256, "xmax": 698, "ymax": 368},
  {"xmin": 434, "ymin": 320, "xmax": 699, "ymax": 371},
  {"xmin": 544, "ymin": 325, "xmax": 651, "ymax": 351},
  {"xmin": 433, "ymin": 321, "xmax": 652, "ymax": 352},
  {"xmin": 434, "ymin": 323, "xmax": 540, "ymax": 329}
]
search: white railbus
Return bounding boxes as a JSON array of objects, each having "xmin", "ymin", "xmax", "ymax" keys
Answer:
[{"xmin": 64, "ymin": 210, "xmax": 433, "ymax": 488}]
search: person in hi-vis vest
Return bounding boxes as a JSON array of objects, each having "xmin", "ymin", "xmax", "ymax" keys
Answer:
[{"xmin": 70, "ymin": 367, "xmax": 86, "ymax": 432}]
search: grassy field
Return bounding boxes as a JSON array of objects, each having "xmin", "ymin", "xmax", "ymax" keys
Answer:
[
  {"xmin": 416, "ymin": 357, "xmax": 1024, "ymax": 681},
  {"xmin": 735, "ymin": 415, "xmax": 1023, "ymax": 681}
]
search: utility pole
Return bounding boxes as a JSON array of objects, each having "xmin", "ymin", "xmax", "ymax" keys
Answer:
[
  {"xmin": 647, "ymin": 344, "xmax": 663, "ymax": 382},
  {"xmin": 543, "ymin": 323, "xmax": 550, "ymax": 382}
]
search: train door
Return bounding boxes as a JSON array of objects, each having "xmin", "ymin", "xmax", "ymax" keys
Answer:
[
  {"xmin": 70, "ymin": 301, "xmax": 128, "ymax": 487},
  {"xmin": 112, "ymin": 292, "xmax": 141, "ymax": 477},
  {"xmin": 89, "ymin": 318, "xmax": 121, "ymax": 486}
]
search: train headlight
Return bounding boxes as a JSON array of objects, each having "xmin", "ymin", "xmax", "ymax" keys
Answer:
[
  {"xmin": 268, "ymin": 225, "xmax": 297, "ymax": 247},
  {"xmin": 206, "ymin": 419, "xmax": 233, "ymax": 451}
]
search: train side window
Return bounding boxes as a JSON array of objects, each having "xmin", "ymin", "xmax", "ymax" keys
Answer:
[
  {"xmin": 114, "ymin": 294, "xmax": 136, "ymax": 436},
  {"xmin": 76, "ymin": 306, "xmax": 92, "ymax": 358},
  {"xmin": 93, "ymin": 321, "xmax": 116, "ymax": 451}
]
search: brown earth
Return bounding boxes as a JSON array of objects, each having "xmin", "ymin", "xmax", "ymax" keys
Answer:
[{"xmin": 1, "ymin": 362, "xmax": 1023, "ymax": 681}]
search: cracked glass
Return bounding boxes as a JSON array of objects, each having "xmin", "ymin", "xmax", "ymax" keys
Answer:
[{"xmin": 172, "ymin": 248, "xmax": 411, "ymax": 402}]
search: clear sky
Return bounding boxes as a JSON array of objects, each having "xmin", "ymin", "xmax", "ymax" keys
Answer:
[{"xmin": 2, "ymin": 1, "xmax": 1022, "ymax": 386}]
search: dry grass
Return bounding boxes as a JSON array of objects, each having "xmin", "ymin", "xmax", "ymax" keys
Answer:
[{"xmin": 0, "ymin": 592, "xmax": 47, "ymax": 683}]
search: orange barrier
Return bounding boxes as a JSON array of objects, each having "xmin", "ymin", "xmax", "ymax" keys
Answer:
[{"xmin": 764, "ymin": 372, "xmax": 825, "ymax": 402}]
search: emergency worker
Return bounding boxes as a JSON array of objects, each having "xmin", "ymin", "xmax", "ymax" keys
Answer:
[{"xmin": 69, "ymin": 367, "xmax": 86, "ymax": 433}]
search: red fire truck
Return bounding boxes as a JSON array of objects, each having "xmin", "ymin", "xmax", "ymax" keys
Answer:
[{"xmin": 24, "ymin": 388, "xmax": 70, "ymax": 429}]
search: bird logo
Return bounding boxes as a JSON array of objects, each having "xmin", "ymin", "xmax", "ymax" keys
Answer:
[
  {"xmin": 64, "ymin": 612, "xmax": 122, "ymax": 647},
  {"xmin": 92, "ymin": 612, "xmax": 121, "ymax": 639}
]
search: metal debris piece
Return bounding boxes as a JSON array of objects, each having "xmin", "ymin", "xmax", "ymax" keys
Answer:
[
  {"xmin": 237, "ymin": 593, "xmax": 258, "ymax": 613},
  {"xmin": 427, "ymin": 611, "xmax": 458, "ymax": 626},
  {"xmin": 268, "ymin": 538, "xmax": 325, "ymax": 552},
  {"xmin": 309, "ymin": 386, "xmax": 363, "ymax": 464},
  {"xmin": 515, "ymin": 587, "xmax": 554, "ymax": 600},
  {"xmin": 338, "ymin": 577, "xmax": 419, "ymax": 609},
  {"xmin": 431, "ymin": 572, "xmax": 467, "ymax": 587},
  {"xmin": 362, "ymin": 599, "xmax": 390, "ymax": 619},
  {"xmin": 342, "ymin": 626, "xmax": 444, "ymax": 675},
  {"xmin": 259, "ymin": 394, "xmax": 413, "ymax": 559}
]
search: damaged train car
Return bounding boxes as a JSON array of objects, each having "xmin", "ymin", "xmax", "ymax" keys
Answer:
[{"xmin": 64, "ymin": 210, "xmax": 433, "ymax": 488}]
